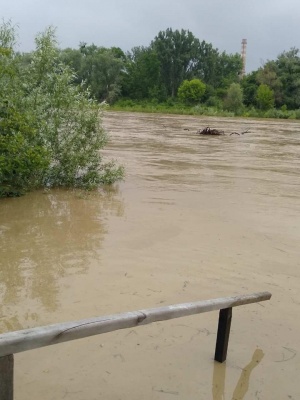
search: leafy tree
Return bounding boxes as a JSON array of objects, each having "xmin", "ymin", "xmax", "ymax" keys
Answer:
[
  {"xmin": 177, "ymin": 79, "xmax": 206, "ymax": 104},
  {"xmin": 60, "ymin": 45, "xmax": 125, "ymax": 103},
  {"xmin": 0, "ymin": 22, "xmax": 123, "ymax": 197},
  {"xmin": 223, "ymin": 83, "xmax": 244, "ymax": 113},
  {"xmin": 0, "ymin": 106, "xmax": 50, "ymax": 197},
  {"xmin": 254, "ymin": 49, "xmax": 300, "ymax": 109},
  {"xmin": 0, "ymin": 21, "xmax": 50, "ymax": 196},
  {"xmin": 59, "ymin": 47, "xmax": 82, "ymax": 76},
  {"xmin": 240, "ymin": 71, "xmax": 259, "ymax": 107},
  {"xmin": 121, "ymin": 46, "xmax": 162, "ymax": 100},
  {"xmin": 256, "ymin": 84, "xmax": 275, "ymax": 110},
  {"xmin": 151, "ymin": 28, "xmax": 201, "ymax": 97},
  {"xmin": 256, "ymin": 62, "xmax": 282, "ymax": 106},
  {"xmin": 215, "ymin": 52, "xmax": 243, "ymax": 88},
  {"xmin": 88, "ymin": 49, "xmax": 124, "ymax": 102},
  {"xmin": 196, "ymin": 46, "xmax": 242, "ymax": 90},
  {"xmin": 193, "ymin": 41, "xmax": 219, "ymax": 86},
  {"xmin": 151, "ymin": 28, "xmax": 242, "ymax": 101},
  {"xmin": 275, "ymin": 48, "xmax": 300, "ymax": 109}
]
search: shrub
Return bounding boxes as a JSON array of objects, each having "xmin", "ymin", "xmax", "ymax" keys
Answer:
[
  {"xmin": 205, "ymin": 96, "xmax": 223, "ymax": 108},
  {"xmin": 0, "ymin": 22, "xmax": 123, "ymax": 197},
  {"xmin": 223, "ymin": 83, "xmax": 244, "ymax": 114},
  {"xmin": 177, "ymin": 79, "xmax": 206, "ymax": 105}
]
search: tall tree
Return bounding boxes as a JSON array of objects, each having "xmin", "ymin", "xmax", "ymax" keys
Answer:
[
  {"xmin": 240, "ymin": 71, "xmax": 259, "ymax": 107},
  {"xmin": 121, "ymin": 46, "xmax": 161, "ymax": 100},
  {"xmin": 275, "ymin": 48, "xmax": 300, "ymax": 109},
  {"xmin": 255, "ymin": 48, "xmax": 300, "ymax": 109},
  {"xmin": 151, "ymin": 28, "xmax": 242, "ymax": 100},
  {"xmin": 256, "ymin": 61, "xmax": 282, "ymax": 106},
  {"xmin": 0, "ymin": 21, "xmax": 50, "ymax": 196},
  {"xmin": 215, "ymin": 52, "xmax": 243, "ymax": 88},
  {"xmin": 151, "ymin": 28, "xmax": 201, "ymax": 97},
  {"xmin": 61, "ymin": 45, "xmax": 125, "ymax": 103},
  {"xmin": 194, "ymin": 41, "xmax": 219, "ymax": 86}
]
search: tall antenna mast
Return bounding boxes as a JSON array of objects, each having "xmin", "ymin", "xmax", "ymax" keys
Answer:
[{"xmin": 241, "ymin": 39, "xmax": 247, "ymax": 77}]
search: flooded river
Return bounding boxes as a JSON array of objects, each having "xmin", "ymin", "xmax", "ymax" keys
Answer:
[{"xmin": 0, "ymin": 111, "xmax": 299, "ymax": 399}]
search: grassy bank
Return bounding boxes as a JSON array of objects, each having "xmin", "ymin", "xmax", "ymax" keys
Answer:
[{"xmin": 111, "ymin": 100, "xmax": 300, "ymax": 120}]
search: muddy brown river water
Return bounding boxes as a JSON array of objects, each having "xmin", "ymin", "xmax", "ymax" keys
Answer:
[{"xmin": 0, "ymin": 111, "xmax": 300, "ymax": 399}]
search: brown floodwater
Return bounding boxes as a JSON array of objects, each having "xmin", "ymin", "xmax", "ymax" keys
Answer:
[{"xmin": 0, "ymin": 111, "xmax": 300, "ymax": 399}]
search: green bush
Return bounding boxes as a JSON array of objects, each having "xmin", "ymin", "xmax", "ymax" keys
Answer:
[
  {"xmin": 0, "ymin": 108, "xmax": 50, "ymax": 196},
  {"xmin": 0, "ymin": 22, "xmax": 123, "ymax": 197},
  {"xmin": 178, "ymin": 79, "xmax": 206, "ymax": 105},
  {"xmin": 205, "ymin": 96, "xmax": 223, "ymax": 108}
]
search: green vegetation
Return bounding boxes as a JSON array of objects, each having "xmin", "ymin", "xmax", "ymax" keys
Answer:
[
  {"xmin": 0, "ymin": 22, "xmax": 123, "ymax": 198},
  {"xmin": 54, "ymin": 27, "xmax": 300, "ymax": 119},
  {"xmin": 178, "ymin": 79, "xmax": 206, "ymax": 105},
  {"xmin": 223, "ymin": 83, "xmax": 244, "ymax": 113},
  {"xmin": 256, "ymin": 84, "xmax": 275, "ymax": 110}
]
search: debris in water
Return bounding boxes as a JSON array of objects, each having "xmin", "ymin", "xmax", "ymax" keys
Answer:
[{"xmin": 196, "ymin": 127, "xmax": 249, "ymax": 136}]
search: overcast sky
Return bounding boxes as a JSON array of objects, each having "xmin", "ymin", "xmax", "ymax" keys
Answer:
[{"xmin": 2, "ymin": 0, "xmax": 299, "ymax": 72}]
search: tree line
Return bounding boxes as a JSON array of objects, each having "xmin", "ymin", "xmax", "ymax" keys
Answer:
[
  {"xmin": 50, "ymin": 28, "xmax": 300, "ymax": 115},
  {"xmin": 56, "ymin": 28, "xmax": 242, "ymax": 107}
]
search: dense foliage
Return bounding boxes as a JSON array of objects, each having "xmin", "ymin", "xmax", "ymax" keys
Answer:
[
  {"xmin": 256, "ymin": 84, "xmax": 275, "ymax": 110},
  {"xmin": 60, "ymin": 44, "xmax": 125, "ymax": 103},
  {"xmin": 54, "ymin": 27, "xmax": 300, "ymax": 118},
  {"xmin": 178, "ymin": 79, "xmax": 206, "ymax": 105},
  {"xmin": 59, "ymin": 28, "xmax": 242, "ymax": 106},
  {"xmin": 0, "ymin": 22, "xmax": 123, "ymax": 197}
]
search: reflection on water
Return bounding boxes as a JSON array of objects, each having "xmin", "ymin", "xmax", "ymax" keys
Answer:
[
  {"xmin": 213, "ymin": 358, "xmax": 226, "ymax": 400},
  {"xmin": 0, "ymin": 187, "xmax": 124, "ymax": 331},
  {"xmin": 212, "ymin": 349, "xmax": 264, "ymax": 400}
]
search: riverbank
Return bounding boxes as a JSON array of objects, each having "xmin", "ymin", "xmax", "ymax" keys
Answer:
[{"xmin": 111, "ymin": 100, "xmax": 300, "ymax": 120}]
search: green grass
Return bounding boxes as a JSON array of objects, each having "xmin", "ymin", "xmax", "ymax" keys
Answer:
[{"xmin": 111, "ymin": 99, "xmax": 300, "ymax": 120}]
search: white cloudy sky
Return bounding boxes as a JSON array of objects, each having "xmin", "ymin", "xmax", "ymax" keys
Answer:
[{"xmin": 2, "ymin": 0, "xmax": 299, "ymax": 72}]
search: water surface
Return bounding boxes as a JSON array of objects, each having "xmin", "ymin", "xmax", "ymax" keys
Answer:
[{"xmin": 1, "ymin": 112, "xmax": 299, "ymax": 399}]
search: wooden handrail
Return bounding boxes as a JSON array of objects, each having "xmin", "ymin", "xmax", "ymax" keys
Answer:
[
  {"xmin": 0, "ymin": 292, "xmax": 271, "ymax": 400},
  {"xmin": 0, "ymin": 292, "xmax": 271, "ymax": 357}
]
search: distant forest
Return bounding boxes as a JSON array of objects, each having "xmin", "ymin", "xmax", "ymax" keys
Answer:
[{"xmin": 20, "ymin": 27, "xmax": 300, "ymax": 117}]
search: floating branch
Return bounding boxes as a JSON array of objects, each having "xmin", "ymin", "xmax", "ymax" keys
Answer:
[
  {"xmin": 230, "ymin": 129, "xmax": 250, "ymax": 136},
  {"xmin": 196, "ymin": 127, "xmax": 249, "ymax": 136}
]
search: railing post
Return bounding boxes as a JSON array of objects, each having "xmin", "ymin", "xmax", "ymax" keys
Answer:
[
  {"xmin": 0, "ymin": 355, "xmax": 14, "ymax": 400},
  {"xmin": 214, "ymin": 308, "xmax": 232, "ymax": 363}
]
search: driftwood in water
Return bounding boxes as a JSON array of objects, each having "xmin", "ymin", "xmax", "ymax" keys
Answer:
[
  {"xmin": 197, "ymin": 127, "xmax": 225, "ymax": 136},
  {"xmin": 197, "ymin": 127, "xmax": 249, "ymax": 136}
]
